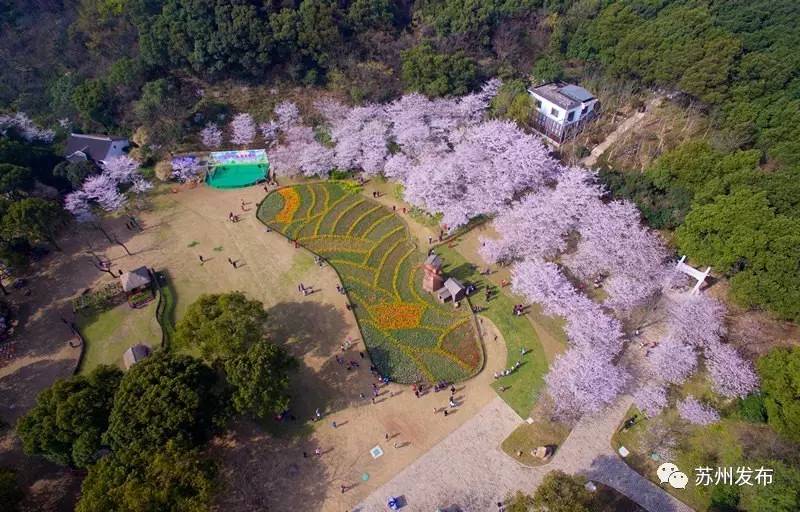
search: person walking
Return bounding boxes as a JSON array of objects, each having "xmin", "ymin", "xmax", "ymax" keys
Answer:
[
  {"xmin": 314, "ymin": 448, "xmax": 321, "ymax": 457},
  {"xmin": 198, "ymin": 255, "xmax": 204, "ymax": 264},
  {"xmin": 385, "ymin": 432, "xmax": 389, "ymax": 441},
  {"xmin": 450, "ymin": 385, "xmax": 456, "ymax": 395},
  {"xmin": 444, "ymin": 409, "xmax": 449, "ymax": 417},
  {"xmin": 332, "ymin": 421, "xmax": 337, "ymax": 429}
]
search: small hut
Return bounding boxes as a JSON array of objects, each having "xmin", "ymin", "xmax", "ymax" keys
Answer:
[
  {"xmin": 123, "ymin": 343, "xmax": 151, "ymax": 369},
  {"xmin": 119, "ymin": 266, "xmax": 153, "ymax": 307},
  {"xmin": 436, "ymin": 278, "xmax": 466, "ymax": 303}
]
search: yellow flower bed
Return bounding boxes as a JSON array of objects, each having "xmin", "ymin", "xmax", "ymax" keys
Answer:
[
  {"xmin": 371, "ymin": 302, "xmax": 424, "ymax": 329},
  {"xmin": 276, "ymin": 188, "xmax": 300, "ymax": 223}
]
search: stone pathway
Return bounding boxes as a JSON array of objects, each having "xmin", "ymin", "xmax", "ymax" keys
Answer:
[{"xmin": 355, "ymin": 396, "xmax": 692, "ymax": 512}]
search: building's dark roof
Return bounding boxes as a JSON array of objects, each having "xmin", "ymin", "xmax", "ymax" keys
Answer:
[
  {"xmin": 64, "ymin": 133, "xmax": 127, "ymax": 162},
  {"xmin": 119, "ymin": 266, "xmax": 151, "ymax": 292},
  {"xmin": 530, "ymin": 83, "xmax": 594, "ymax": 110}
]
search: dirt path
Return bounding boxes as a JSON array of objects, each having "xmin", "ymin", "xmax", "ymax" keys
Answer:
[
  {"xmin": 582, "ymin": 96, "xmax": 664, "ymax": 168},
  {"xmin": 356, "ymin": 396, "xmax": 691, "ymax": 512}
]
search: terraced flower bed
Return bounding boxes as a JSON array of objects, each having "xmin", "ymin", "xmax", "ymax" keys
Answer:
[{"xmin": 259, "ymin": 181, "xmax": 483, "ymax": 383}]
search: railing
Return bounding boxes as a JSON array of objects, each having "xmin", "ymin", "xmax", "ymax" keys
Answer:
[{"xmin": 532, "ymin": 110, "xmax": 598, "ymax": 144}]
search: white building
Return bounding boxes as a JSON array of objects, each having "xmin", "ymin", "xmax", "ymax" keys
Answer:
[{"xmin": 528, "ymin": 83, "xmax": 598, "ymax": 143}]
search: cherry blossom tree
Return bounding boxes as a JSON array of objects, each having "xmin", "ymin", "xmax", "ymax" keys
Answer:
[
  {"xmin": 81, "ymin": 174, "xmax": 126, "ymax": 212},
  {"xmin": 230, "ymin": 113, "xmax": 256, "ymax": 147},
  {"xmin": 667, "ymin": 294, "xmax": 727, "ymax": 348},
  {"xmin": 633, "ymin": 383, "xmax": 668, "ymax": 418},
  {"xmin": 677, "ymin": 396, "xmax": 719, "ymax": 425},
  {"xmin": 200, "ymin": 122, "xmax": 223, "ymax": 149},
  {"xmin": 545, "ymin": 347, "xmax": 629, "ymax": 421},
  {"xmin": 704, "ymin": 341, "xmax": 758, "ymax": 398},
  {"xmin": 171, "ymin": 157, "xmax": 202, "ymax": 183},
  {"xmin": 64, "ymin": 191, "xmax": 93, "ymax": 223},
  {"xmin": 258, "ymin": 120, "xmax": 280, "ymax": 146},
  {"xmin": 565, "ymin": 199, "xmax": 670, "ymax": 312},
  {"xmin": 319, "ymin": 103, "xmax": 390, "ymax": 175},
  {"xmin": 402, "ymin": 120, "xmax": 555, "ymax": 227},
  {"xmin": 479, "ymin": 167, "xmax": 602, "ymax": 264},
  {"xmin": 268, "ymin": 125, "xmax": 334, "ymax": 178},
  {"xmin": 0, "ymin": 112, "xmax": 55, "ymax": 143},
  {"xmin": 511, "ymin": 259, "xmax": 625, "ymax": 358},
  {"xmin": 274, "ymin": 101, "xmax": 300, "ymax": 129},
  {"xmin": 647, "ymin": 336, "xmax": 698, "ymax": 384},
  {"xmin": 101, "ymin": 155, "xmax": 141, "ymax": 184}
]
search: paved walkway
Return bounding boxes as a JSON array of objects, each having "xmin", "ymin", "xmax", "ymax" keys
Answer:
[{"xmin": 355, "ymin": 396, "xmax": 692, "ymax": 512}]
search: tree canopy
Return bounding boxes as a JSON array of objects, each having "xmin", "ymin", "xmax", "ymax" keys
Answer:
[
  {"xmin": 104, "ymin": 352, "xmax": 224, "ymax": 457},
  {"xmin": 16, "ymin": 365, "xmax": 122, "ymax": 468},
  {"xmin": 401, "ymin": 43, "xmax": 478, "ymax": 97},
  {"xmin": 1, "ymin": 197, "xmax": 67, "ymax": 251},
  {"xmin": 224, "ymin": 341, "xmax": 297, "ymax": 419},
  {"xmin": 676, "ymin": 189, "xmax": 800, "ymax": 321},
  {"xmin": 757, "ymin": 348, "xmax": 800, "ymax": 442},
  {"xmin": 532, "ymin": 470, "xmax": 592, "ymax": 512},
  {"xmin": 174, "ymin": 292, "xmax": 269, "ymax": 361},
  {"xmin": 76, "ymin": 443, "xmax": 215, "ymax": 512}
]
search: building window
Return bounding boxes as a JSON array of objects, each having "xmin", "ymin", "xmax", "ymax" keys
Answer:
[
  {"xmin": 550, "ymin": 107, "xmax": 560, "ymax": 118},
  {"xmin": 567, "ymin": 111, "xmax": 575, "ymax": 122},
  {"xmin": 535, "ymin": 99, "xmax": 542, "ymax": 108}
]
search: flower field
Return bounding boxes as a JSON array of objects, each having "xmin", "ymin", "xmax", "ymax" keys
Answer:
[{"xmin": 258, "ymin": 181, "xmax": 483, "ymax": 383}]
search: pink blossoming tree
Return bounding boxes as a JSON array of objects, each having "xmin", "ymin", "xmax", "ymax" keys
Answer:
[
  {"xmin": 633, "ymin": 383, "xmax": 669, "ymax": 418},
  {"xmin": 677, "ymin": 396, "xmax": 720, "ymax": 425},
  {"xmin": 200, "ymin": 122, "xmax": 223, "ymax": 149},
  {"xmin": 230, "ymin": 113, "xmax": 256, "ymax": 147}
]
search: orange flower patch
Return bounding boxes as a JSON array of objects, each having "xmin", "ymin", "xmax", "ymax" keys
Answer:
[
  {"xmin": 371, "ymin": 303, "xmax": 423, "ymax": 329},
  {"xmin": 276, "ymin": 188, "xmax": 300, "ymax": 223}
]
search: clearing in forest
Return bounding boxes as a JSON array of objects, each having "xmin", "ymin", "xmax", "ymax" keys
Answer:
[{"xmin": 258, "ymin": 181, "xmax": 483, "ymax": 383}]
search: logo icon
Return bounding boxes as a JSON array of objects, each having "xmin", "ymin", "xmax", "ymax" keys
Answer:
[{"xmin": 657, "ymin": 462, "xmax": 688, "ymax": 489}]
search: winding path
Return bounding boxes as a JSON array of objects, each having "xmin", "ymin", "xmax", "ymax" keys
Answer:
[{"xmin": 355, "ymin": 395, "xmax": 692, "ymax": 512}]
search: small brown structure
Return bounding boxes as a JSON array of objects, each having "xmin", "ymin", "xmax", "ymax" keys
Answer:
[
  {"xmin": 119, "ymin": 266, "xmax": 153, "ymax": 307},
  {"xmin": 422, "ymin": 254, "xmax": 444, "ymax": 293},
  {"xmin": 531, "ymin": 445, "xmax": 554, "ymax": 460},
  {"xmin": 436, "ymin": 278, "xmax": 466, "ymax": 304},
  {"xmin": 123, "ymin": 343, "xmax": 151, "ymax": 369}
]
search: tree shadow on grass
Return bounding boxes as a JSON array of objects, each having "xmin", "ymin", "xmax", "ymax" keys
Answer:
[
  {"xmin": 261, "ymin": 301, "xmax": 384, "ymax": 433},
  {"xmin": 210, "ymin": 419, "xmax": 332, "ymax": 512}
]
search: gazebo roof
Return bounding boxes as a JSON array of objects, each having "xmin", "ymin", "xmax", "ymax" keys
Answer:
[
  {"xmin": 123, "ymin": 343, "xmax": 151, "ymax": 369},
  {"xmin": 119, "ymin": 266, "xmax": 151, "ymax": 292}
]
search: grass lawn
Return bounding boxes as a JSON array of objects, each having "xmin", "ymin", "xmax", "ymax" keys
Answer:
[
  {"xmin": 434, "ymin": 245, "xmax": 551, "ymax": 417},
  {"xmin": 77, "ymin": 300, "xmax": 161, "ymax": 373},
  {"xmin": 258, "ymin": 181, "xmax": 483, "ymax": 384},
  {"xmin": 500, "ymin": 420, "xmax": 570, "ymax": 466}
]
